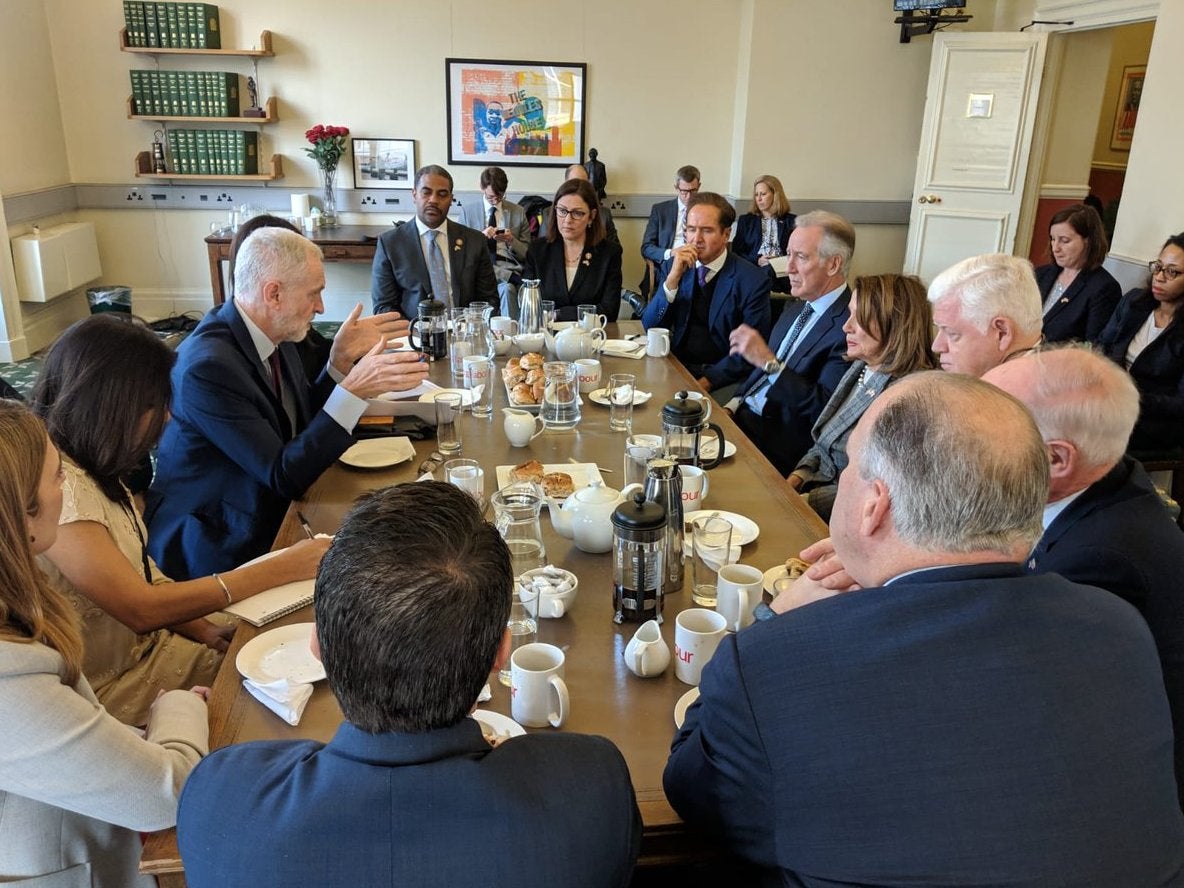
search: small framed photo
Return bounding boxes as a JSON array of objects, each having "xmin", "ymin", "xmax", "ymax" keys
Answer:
[{"xmin": 351, "ymin": 138, "xmax": 416, "ymax": 189}]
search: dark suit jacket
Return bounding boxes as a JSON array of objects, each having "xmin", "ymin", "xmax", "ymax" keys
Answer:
[
  {"xmin": 522, "ymin": 237, "xmax": 623, "ymax": 322},
  {"xmin": 733, "ymin": 289, "xmax": 851, "ymax": 474},
  {"xmin": 370, "ymin": 219, "xmax": 497, "ymax": 318},
  {"xmin": 178, "ymin": 720, "xmax": 641, "ymax": 888},
  {"xmin": 640, "ymin": 252, "xmax": 771, "ymax": 389},
  {"xmin": 640, "ymin": 198, "xmax": 679, "ymax": 265},
  {"xmin": 1034, "ymin": 263, "xmax": 1121, "ymax": 344},
  {"xmin": 1029, "ymin": 456, "xmax": 1184, "ymax": 804},
  {"xmin": 1100, "ymin": 288, "xmax": 1184, "ymax": 453},
  {"xmin": 730, "ymin": 212, "xmax": 795, "ymax": 285},
  {"xmin": 145, "ymin": 302, "xmax": 352, "ymax": 579},
  {"xmin": 664, "ymin": 564, "xmax": 1184, "ymax": 885}
]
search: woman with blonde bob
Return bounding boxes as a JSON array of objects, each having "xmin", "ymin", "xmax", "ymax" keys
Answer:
[
  {"xmin": 0, "ymin": 400, "xmax": 208, "ymax": 887},
  {"xmin": 789, "ymin": 273, "xmax": 938, "ymax": 519},
  {"xmin": 731, "ymin": 174, "xmax": 795, "ymax": 291}
]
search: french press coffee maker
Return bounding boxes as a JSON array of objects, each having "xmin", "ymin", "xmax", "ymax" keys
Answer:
[
  {"xmin": 661, "ymin": 391, "xmax": 727, "ymax": 470},
  {"xmin": 611, "ymin": 493, "xmax": 667, "ymax": 624},
  {"xmin": 409, "ymin": 296, "xmax": 448, "ymax": 361}
]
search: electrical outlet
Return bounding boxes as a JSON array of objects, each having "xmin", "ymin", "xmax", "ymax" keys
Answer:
[
  {"xmin": 384, "ymin": 197, "xmax": 402, "ymax": 205},
  {"xmin": 126, "ymin": 189, "xmax": 144, "ymax": 201},
  {"xmin": 216, "ymin": 192, "xmax": 234, "ymax": 203},
  {"xmin": 610, "ymin": 200, "xmax": 627, "ymax": 211},
  {"xmin": 360, "ymin": 195, "xmax": 378, "ymax": 206}
]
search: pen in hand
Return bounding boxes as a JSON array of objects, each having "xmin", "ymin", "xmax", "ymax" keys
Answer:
[{"xmin": 296, "ymin": 510, "xmax": 315, "ymax": 540}]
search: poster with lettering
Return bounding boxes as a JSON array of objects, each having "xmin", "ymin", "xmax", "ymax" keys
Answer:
[{"xmin": 446, "ymin": 58, "xmax": 587, "ymax": 167}]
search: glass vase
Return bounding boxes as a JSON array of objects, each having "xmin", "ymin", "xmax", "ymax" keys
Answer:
[{"xmin": 320, "ymin": 166, "xmax": 338, "ymax": 227}]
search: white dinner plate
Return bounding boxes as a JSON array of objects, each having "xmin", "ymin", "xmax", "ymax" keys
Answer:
[
  {"xmin": 418, "ymin": 387, "xmax": 475, "ymax": 405},
  {"xmin": 495, "ymin": 463, "xmax": 604, "ymax": 501},
  {"xmin": 674, "ymin": 687, "xmax": 700, "ymax": 729},
  {"xmin": 684, "ymin": 510, "xmax": 760, "ymax": 546},
  {"xmin": 235, "ymin": 623, "xmax": 325, "ymax": 685},
  {"xmin": 699, "ymin": 438, "xmax": 738, "ymax": 460},
  {"xmin": 339, "ymin": 437, "xmax": 416, "ymax": 469},
  {"xmin": 471, "ymin": 709, "xmax": 526, "ymax": 745},
  {"xmin": 763, "ymin": 563, "xmax": 789, "ymax": 595},
  {"xmin": 587, "ymin": 387, "xmax": 653, "ymax": 407}
]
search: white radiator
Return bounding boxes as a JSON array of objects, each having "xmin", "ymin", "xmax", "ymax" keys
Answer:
[{"xmin": 11, "ymin": 222, "xmax": 102, "ymax": 303}]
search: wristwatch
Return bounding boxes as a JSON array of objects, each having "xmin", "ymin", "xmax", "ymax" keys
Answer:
[{"xmin": 763, "ymin": 358, "xmax": 783, "ymax": 375}]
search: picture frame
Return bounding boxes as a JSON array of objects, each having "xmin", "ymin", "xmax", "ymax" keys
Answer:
[
  {"xmin": 1109, "ymin": 65, "xmax": 1145, "ymax": 152},
  {"xmin": 445, "ymin": 57, "xmax": 587, "ymax": 167},
  {"xmin": 351, "ymin": 138, "xmax": 416, "ymax": 189}
]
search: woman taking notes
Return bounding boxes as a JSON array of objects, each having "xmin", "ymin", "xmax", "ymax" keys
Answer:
[
  {"xmin": 0, "ymin": 400, "xmax": 208, "ymax": 887},
  {"xmin": 523, "ymin": 178, "xmax": 623, "ymax": 322},
  {"xmin": 788, "ymin": 273, "xmax": 937, "ymax": 519},
  {"xmin": 1033, "ymin": 203, "xmax": 1121, "ymax": 344},
  {"xmin": 33, "ymin": 315, "xmax": 327, "ymax": 725},
  {"xmin": 731, "ymin": 174, "xmax": 795, "ymax": 291}
]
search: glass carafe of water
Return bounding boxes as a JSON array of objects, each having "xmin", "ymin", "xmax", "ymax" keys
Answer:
[
  {"xmin": 541, "ymin": 361, "xmax": 581, "ymax": 431},
  {"xmin": 491, "ymin": 484, "xmax": 547, "ymax": 577}
]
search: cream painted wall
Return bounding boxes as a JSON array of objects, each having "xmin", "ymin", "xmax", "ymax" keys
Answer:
[
  {"xmin": 1109, "ymin": 6, "xmax": 1179, "ymax": 262},
  {"xmin": 1040, "ymin": 28, "xmax": 1112, "ymax": 188},
  {"xmin": 1091, "ymin": 20, "xmax": 1154, "ymax": 168}
]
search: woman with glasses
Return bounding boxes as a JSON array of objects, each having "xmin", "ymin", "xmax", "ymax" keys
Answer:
[
  {"xmin": 32, "ymin": 315, "xmax": 327, "ymax": 726},
  {"xmin": 1033, "ymin": 203, "xmax": 1121, "ymax": 344},
  {"xmin": 1100, "ymin": 233, "xmax": 1184, "ymax": 454},
  {"xmin": 731, "ymin": 175, "xmax": 795, "ymax": 292},
  {"xmin": 522, "ymin": 178, "xmax": 622, "ymax": 322}
]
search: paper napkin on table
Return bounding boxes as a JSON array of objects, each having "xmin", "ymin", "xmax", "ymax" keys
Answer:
[
  {"xmin": 477, "ymin": 683, "xmax": 492, "ymax": 703},
  {"xmin": 683, "ymin": 537, "xmax": 742, "ymax": 571},
  {"xmin": 601, "ymin": 344, "xmax": 646, "ymax": 360},
  {"xmin": 243, "ymin": 677, "xmax": 313, "ymax": 726}
]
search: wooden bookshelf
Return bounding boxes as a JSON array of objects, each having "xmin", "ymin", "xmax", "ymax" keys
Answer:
[
  {"xmin": 134, "ymin": 151, "xmax": 284, "ymax": 181},
  {"xmin": 119, "ymin": 28, "xmax": 274, "ymax": 57},
  {"xmin": 126, "ymin": 95, "xmax": 277, "ymax": 124}
]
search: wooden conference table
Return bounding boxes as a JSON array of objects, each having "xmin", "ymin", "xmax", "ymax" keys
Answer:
[
  {"xmin": 141, "ymin": 323, "xmax": 827, "ymax": 883},
  {"xmin": 205, "ymin": 224, "xmax": 391, "ymax": 306}
]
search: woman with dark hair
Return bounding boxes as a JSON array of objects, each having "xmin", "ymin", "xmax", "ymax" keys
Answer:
[
  {"xmin": 788, "ymin": 273, "xmax": 937, "ymax": 519},
  {"xmin": 1100, "ymin": 232, "xmax": 1184, "ymax": 455},
  {"xmin": 731, "ymin": 174, "xmax": 795, "ymax": 291},
  {"xmin": 1034, "ymin": 203, "xmax": 1121, "ymax": 344},
  {"xmin": 522, "ymin": 178, "xmax": 623, "ymax": 321},
  {"xmin": 33, "ymin": 314, "xmax": 326, "ymax": 725},
  {"xmin": 0, "ymin": 399, "xmax": 208, "ymax": 887}
]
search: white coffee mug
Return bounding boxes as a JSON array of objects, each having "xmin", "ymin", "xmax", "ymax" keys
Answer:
[
  {"xmin": 646, "ymin": 327, "xmax": 671, "ymax": 357},
  {"xmin": 679, "ymin": 465, "xmax": 710, "ymax": 506},
  {"xmin": 624, "ymin": 619, "xmax": 671, "ymax": 678},
  {"xmin": 682, "ymin": 389, "xmax": 712, "ymax": 421},
  {"xmin": 715, "ymin": 564, "xmax": 764, "ymax": 633},
  {"xmin": 574, "ymin": 358, "xmax": 602, "ymax": 394},
  {"xmin": 490, "ymin": 316, "xmax": 519, "ymax": 340},
  {"xmin": 462, "ymin": 354, "xmax": 492, "ymax": 391},
  {"xmin": 510, "ymin": 642, "xmax": 570, "ymax": 727},
  {"xmin": 674, "ymin": 608, "xmax": 727, "ymax": 685}
]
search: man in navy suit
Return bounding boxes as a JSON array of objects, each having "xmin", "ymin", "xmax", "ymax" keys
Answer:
[
  {"xmin": 665, "ymin": 372, "xmax": 1184, "ymax": 885},
  {"xmin": 638, "ymin": 164, "xmax": 700, "ymax": 296},
  {"xmin": 985, "ymin": 345, "xmax": 1184, "ymax": 806},
  {"xmin": 641, "ymin": 192, "xmax": 771, "ymax": 391},
  {"xmin": 147, "ymin": 228, "xmax": 428, "ymax": 579},
  {"xmin": 178, "ymin": 482, "xmax": 641, "ymax": 888},
  {"xmin": 726, "ymin": 210, "xmax": 854, "ymax": 474},
  {"xmin": 370, "ymin": 164, "xmax": 498, "ymax": 318},
  {"xmin": 929, "ymin": 252, "xmax": 1044, "ymax": 377}
]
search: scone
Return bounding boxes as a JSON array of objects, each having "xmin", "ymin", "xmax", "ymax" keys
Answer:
[
  {"xmin": 510, "ymin": 383, "xmax": 536, "ymax": 405},
  {"xmin": 541, "ymin": 472, "xmax": 574, "ymax": 498},
  {"xmin": 525, "ymin": 368, "xmax": 545, "ymax": 385},
  {"xmin": 785, "ymin": 557, "xmax": 809, "ymax": 580},
  {"xmin": 503, "ymin": 366, "xmax": 526, "ymax": 386},
  {"xmin": 510, "ymin": 459, "xmax": 545, "ymax": 484},
  {"xmin": 519, "ymin": 352, "xmax": 544, "ymax": 371}
]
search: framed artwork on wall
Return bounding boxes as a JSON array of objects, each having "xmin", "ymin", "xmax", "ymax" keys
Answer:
[
  {"xmin": 445, "ymin": 58, "xmax": 586, "ymax": 167},
  {"xmin": 351, "ymin": 138, "xmax": 416, "ymax": 188},
  {"xmin": 1109, "ymin": 65, "xmax": 1145, "ymax": 152}
]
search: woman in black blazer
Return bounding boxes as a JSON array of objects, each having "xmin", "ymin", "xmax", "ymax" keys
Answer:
[
  {"xmin": 1034, "ymin": 203, "xmax": 1121, "ymax": 344},
  {"xmin": 731, "ymin": 174, "xmax": 795, "ymax": 292},
  {"xmin": 522, "ymin": 178, "xmax": 622, "ymax": 322},
  {"xmin": 1100, "ymin": 232, "xmax": 1184, "ymax": 454}
]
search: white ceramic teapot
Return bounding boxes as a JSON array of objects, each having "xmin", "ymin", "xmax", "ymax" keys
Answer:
[
  {"xmin": 561, "ymin": 478, "xmax": 625, "ymax": 553},
  {"xmin": 553, "ymin": 325, "xmax": 606, "ymax": 362}
]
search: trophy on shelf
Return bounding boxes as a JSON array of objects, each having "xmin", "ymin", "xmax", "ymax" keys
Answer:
[
  {"xmin": 242, "ymin": 76, "xmax": 265, "ymax": 118},
  {"xmin": 152, "ymin": 129, "xmax": 167, "ymax": 174}
]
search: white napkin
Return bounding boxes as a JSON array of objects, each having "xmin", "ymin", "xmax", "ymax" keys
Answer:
[
  {"xmin": 477, "ymin": 682, "xmax": 492, "ymax": 703},
  {"xmin": 684, "ymin": 538, "xmax": 742, "ymax": 570},
  {"xmin": 601, "ymin": 344, "xmax": 646, "ymax": 360},
  {"xmin": 243, "ymin": 677, "xmax": 314, "ymax": 726}
]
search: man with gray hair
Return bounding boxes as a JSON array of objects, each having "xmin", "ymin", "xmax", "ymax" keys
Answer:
[
  {"xmin": 725, "ymin": 210, "xmax": 854, "ymax": 473},
  {"xmin": 929, "ymin": 252, "xmax": 1043, "ymax": 376},
  {"xmin": 984, "ymin": 344, "xmax": 1184, "ymax": 805},
  {"xmin": 148, "ymin": 227, "xmax": 429, "ymax": 579},
  {"xmin": 665, "ymin": 372, "xmax": 1184, "ymax": 884}
]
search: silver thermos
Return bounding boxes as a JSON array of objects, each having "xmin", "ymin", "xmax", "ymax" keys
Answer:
[
  {"xmin": 518, "ymin": 278, "xmax": 543, "ymax": 334},
  {"xmin": 643, "ymin": 458, "xmax": 684, "ymax": 594}
]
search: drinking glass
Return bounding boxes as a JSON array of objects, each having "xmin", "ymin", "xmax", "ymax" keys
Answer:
[
  {"xmin": 443, "ymin": 458, "xmax": 485, "ymax": 510},
  {"xmin": 449, "ymin": 308, "xmax": 471, "ymax": 382},
  {"xmin": 623, "ymin": 434, "xmax": 663, "ymax": 487},
  {"xmin": 692, "ymin": 515, "xmax": 734, "ymax": 606},
  {"xmin": 540, "ymin": 300, "xmax": 557, "ymax": 333},
  {"xmin": 463, "ymin": 356, "xmax": 494, "ymax": 417},
  {"xmin": 608, "ymin": 373, "xmax": 636, "ymax": 432},
  {"xmin": 499, "ymin": 585, "xmax": 539, "ymax": 686},
  {"xmin": 435, "ymin": 393, "xmax": 463, "ymax": 454}
]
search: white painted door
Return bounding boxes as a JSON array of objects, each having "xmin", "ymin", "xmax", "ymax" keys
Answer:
[{"xmin": 903, "ymin": 32, "xmax": 1048, "ymax": 284}]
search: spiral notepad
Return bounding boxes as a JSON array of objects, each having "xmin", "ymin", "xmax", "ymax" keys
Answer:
[{"xmin": 223, "ymin": 578, "xmax": 314, "ymax": 627}]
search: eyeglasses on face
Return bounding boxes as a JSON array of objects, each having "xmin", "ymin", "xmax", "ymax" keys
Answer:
[
  {"xmin": 555, "ymin": 206, "xmax": 589, "ymax": 221},
  {"xmin": 1149, "ymin": 261, "xmax": 1183, "ymax": 282},
  {"xmin": 677, "ymin": 185, "xmax": 700, "ymax": 197}
]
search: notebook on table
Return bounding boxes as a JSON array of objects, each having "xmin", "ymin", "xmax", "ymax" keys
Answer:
[{"xmin": 224, "ymin": 578, "xmax": 314, "ymax": 627}]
